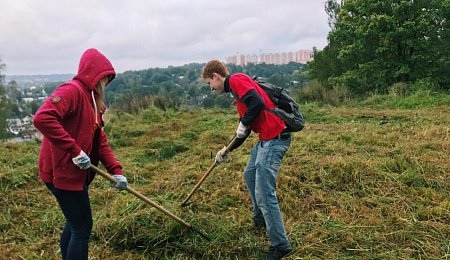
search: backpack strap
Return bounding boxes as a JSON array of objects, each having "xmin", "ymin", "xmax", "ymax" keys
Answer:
[{"xmin": 230, "ymin": 88, "xmax": 277, "ymax": 119}]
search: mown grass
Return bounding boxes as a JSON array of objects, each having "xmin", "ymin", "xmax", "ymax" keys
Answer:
[{"xmin": 1, "ymin": 100, "xmax": 449, "ymax": 259}]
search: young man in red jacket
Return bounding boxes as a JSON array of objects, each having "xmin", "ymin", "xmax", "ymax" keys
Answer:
[
  {"xmin": 33, "ymin": 48, "xmax": 127, "ymax": 260},
  {"xmin": 203, "ymin": 60, "xmax": 292, "ymax": 260}
]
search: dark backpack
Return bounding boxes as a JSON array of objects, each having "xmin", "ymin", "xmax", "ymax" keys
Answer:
[{"xmin": 231, "ymin": 76, "xmax": 305, "ymax": 132}]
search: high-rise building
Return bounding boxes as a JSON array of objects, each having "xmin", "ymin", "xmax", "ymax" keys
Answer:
[{"xmin": 225, "ymin": 49, "xmax": 314, "ymax": 65}]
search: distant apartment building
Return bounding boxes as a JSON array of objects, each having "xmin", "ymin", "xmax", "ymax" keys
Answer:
[{"xmin": 225, "ymin": 49, "xmax": 313, "ymax": 66}]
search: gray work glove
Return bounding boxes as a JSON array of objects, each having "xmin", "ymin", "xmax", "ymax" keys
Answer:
[
  {"xmin": 215, "ymin": 146, "xmax": 228, "ymax": 164},
  {"xmin": 110, "ymin": 175, "xmax": 128, "ymax": 191},
  {"xmin": 72, "ymin": 150, "xmax": 91, "ymax": 170}
]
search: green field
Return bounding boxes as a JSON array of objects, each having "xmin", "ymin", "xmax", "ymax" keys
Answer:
[{"xmin": 1, "ymin": 103, "xmax": 449, "ymax": 259}]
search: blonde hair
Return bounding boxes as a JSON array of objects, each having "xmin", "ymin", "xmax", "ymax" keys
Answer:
[
  {"xmin": 202, "ymin": 60, "xmax": 229, "ymax": 79},
  {"xmin": 95, "ymin": 77, "xmax": 109, "ymax": 113}
]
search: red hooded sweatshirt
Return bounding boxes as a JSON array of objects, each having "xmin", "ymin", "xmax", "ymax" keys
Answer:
[{"xmin": 33, "ymin": 48, "xmax": 123, "ymax": 191}]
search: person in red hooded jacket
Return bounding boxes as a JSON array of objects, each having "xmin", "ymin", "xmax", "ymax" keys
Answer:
[{"xmin": 33, "ymin": 48, "xmax": 127, "ymax": 260}]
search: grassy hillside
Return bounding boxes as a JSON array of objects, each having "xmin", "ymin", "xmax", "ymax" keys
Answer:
[{"xmin": 1, "ymin": 102, "xmax": 449, "ymax": 259}]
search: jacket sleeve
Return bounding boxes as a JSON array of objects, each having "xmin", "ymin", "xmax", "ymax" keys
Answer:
[
  {"xmin": 240, "ymin": 89, "xmax": 264, "ymax": 126},
  {"xmin": 98, "ymin": 129, "xmax": 123, "ymax": 175},
  {"xmin": 228, "ymin": 132, "xmax": 250, "ymax": 152},
  {"xmin": 33, "ymin": 84, "xmax": 82, "ymax": 157}
]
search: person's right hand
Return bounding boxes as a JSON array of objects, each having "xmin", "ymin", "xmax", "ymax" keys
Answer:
[
  {"xmin": 215, "ymin": 146, "xmax": 228, "ymax": 164},
  {"xmin": 72, "ymin": 150, "xmax": 91, "ymax": 170}
]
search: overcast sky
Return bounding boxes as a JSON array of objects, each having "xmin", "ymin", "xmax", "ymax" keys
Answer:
[{"xmin": 0, "ymin": 0, "xmax": 330, "ymax": 76}]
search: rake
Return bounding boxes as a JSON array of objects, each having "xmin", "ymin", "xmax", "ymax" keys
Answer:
[{"xmin": 90, "ymin": 165, "xmax": 209, "ymax": 240}]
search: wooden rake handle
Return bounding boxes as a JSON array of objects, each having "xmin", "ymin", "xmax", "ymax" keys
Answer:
[
  {"xmin": 180, "ymin": 136, "xmax": 237, "ymax": 207},
  {"xmin": 90, "ymin": 165, "xmax": 192, "ymax": 228}
]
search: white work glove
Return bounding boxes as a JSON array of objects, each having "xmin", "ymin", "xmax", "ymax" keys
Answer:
[
  {"xmin": 72, "ymin": 150, "xmax": 91, "ymax": 170},
  {"xmin": 110, "ymin": 175, "xmax": 128, "ymax": 191},
  {"xmin": 236, "ymin": 121, "xmax": 248, "ymax": 138},
  {"xmin": 215, "ymin": 146, "xmax": 228, "ymax": 164}
]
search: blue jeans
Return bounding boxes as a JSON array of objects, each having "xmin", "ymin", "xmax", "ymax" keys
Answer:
[
  {"xmin": 244, "ymin": 137, "xmax": 292, "ymax": 251},
  {"xmin": 45, "ymin": 183, "xmax": 92, "ymax": 260}
]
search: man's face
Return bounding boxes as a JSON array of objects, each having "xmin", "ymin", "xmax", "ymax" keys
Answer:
[{"xmin": 205, "ymin": 73, "xmax": 224, "ymax": 94}]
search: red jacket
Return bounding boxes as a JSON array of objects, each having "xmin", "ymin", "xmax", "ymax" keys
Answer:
[
  {"xmin": 229, "ymin": 73, "xmax": 285, "ymax": 140},
  {"xmin": 33, "ymin": 48, "xmax": 122, "ymax": 191}
]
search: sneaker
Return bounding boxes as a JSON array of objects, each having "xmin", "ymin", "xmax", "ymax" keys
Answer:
[{"xmin": 260, "ymin": 246, "xmax": 292, "ymax": 260}]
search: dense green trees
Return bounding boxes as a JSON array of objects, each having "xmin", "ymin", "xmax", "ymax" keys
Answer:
[{"xmin": 308, "ymin": 0, "xmax": 450, "ymax": 95}]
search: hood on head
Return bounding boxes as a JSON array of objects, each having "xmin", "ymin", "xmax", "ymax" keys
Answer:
[{"xmin": 74, "ymin": 48, "xmax": 115, "ymax": 91}]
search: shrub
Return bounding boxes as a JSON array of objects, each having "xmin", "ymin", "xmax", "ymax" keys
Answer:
[
  {"xmin": 389, "ymin": 82, "xmax": 410, "ymax": 97},
  {"xmin": 294, "ymin": 79, "xmax": 350, "ymax": 105},
  {"xmin": 411, "ymin": 78, "xmax": 440, "ymax": 92}
]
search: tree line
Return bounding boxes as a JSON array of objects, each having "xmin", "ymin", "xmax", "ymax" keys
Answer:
[
  {"xmin": 105, "ymin": 62, "xmax": 307, "ymax": 112},
  {"xmin": 308, "ymin": 0, "xmax": 450, "ymax": 96}
]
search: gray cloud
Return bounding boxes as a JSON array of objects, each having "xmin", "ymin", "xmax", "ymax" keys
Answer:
[{"xmin": 0, "ymin": 0, "xmax": 330, "ymax": 75}]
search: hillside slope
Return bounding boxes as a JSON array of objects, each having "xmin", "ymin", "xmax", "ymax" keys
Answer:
[{"xmin": 1, "ymin": 105, "xmax": 449, "ymax": 259}]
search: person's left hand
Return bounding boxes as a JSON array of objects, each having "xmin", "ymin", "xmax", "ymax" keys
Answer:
[
  {"xmin": 72, "ymin": 150, "xmax": 91, "ymax": 170},
  {"xmin": 110, "ymin": 175, "xmax": 128, "ymax": 191}
]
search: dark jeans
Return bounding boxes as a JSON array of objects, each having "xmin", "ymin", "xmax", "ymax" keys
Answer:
[{"xmin": 45, "ymin": 182, "xmax": 93, "ymax": 260}]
